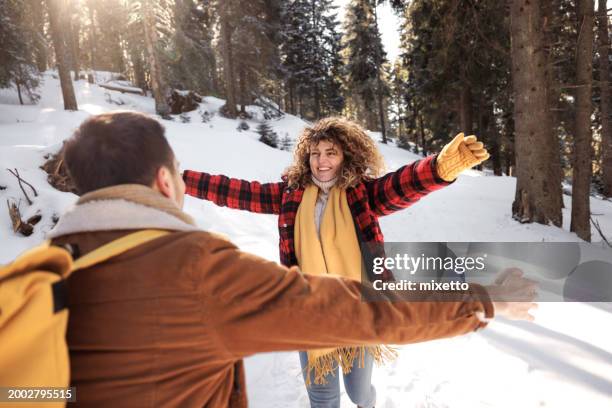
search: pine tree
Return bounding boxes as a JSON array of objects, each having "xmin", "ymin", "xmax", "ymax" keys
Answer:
[
  {"xmin": 400, "ymin": 0, "xmax": 517, "ymax": 171},
  {"xmin": 510, "ymin": 0, "xmax": 562, "ymax": 227},
  {"xmin": 257, "ymin": 121, "xmax": 279, "ymax": 148},
  {"xmin": 46, "ymin": 0, "xmax": 78, "ymax": 110},
  {"xmin": 91, "ymin": 0, "xmax": 128, "ymax": 73},
  {"xmin": 125, "ymin": 0, "xmax": 147, "ymax": 91},
  {"xmin": 571, "ymin": 0, "xmax": 595, "ymax": 241},
  {"xmin": 25, "ymin": 0, "xmax": 49, "ymax": 72},
  {"xmin": 218, "ymin": 0, "xmax": 239, "ymax": 117},
  {"xmin": 169, "ymin": 0, "xmax": 216, "ymax": 94},
  {"xmin": 344, "ymin": 0, "xmax": 388, "ymax": 140},
  {"xmin": 0, "ymin": 0, "xmax": 42, "ymax": 104},
  {"xmin": 598, "ymin": 0, "xmax": 612, "ymax": 197},
  {"xmin": 232, "ymin": 0, "xmax": 282, "ymax": 114},
  {"xmin": 389, "ymin": 60, "xmax": 407, "ymax": 143},
  {"xmin": 141, "ymin": 0, "xmax": 171, "ymax": 116},
  {"xmin": 67, "ymin": 2, "xmax": 81, "ymax": 81},
  {"xmin": 280, "ymin": 0, "xmax": 344, "ymax": 119}
]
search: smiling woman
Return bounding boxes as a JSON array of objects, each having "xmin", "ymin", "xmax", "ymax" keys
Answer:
[
  {"xmin": 309, "ymin": 140, "xmax": 344, "ymax": 182},
  {"xmin": 285, "ymin": 117, "xmax": 386, "ymax": 190},
  {"xmin": 182, "ymin": 115, "xmax": 495, "ymax": 408}
]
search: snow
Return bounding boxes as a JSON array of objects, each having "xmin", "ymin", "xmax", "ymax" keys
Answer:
[{"xmin": 1, "ymin": 72, "xmax": 611, "ymax": 407}]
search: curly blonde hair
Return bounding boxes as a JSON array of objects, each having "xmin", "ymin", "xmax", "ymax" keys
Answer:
[{"xmin": 285, "ymin": 117, "xmax": 386, "ymax": 189}]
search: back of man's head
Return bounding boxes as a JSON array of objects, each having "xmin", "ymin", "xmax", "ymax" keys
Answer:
[{"xmin": 64, "ymin": 112, "xmax": 175, "ymax": 195}]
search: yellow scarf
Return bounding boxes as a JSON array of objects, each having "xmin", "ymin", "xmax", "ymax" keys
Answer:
[{"xmin": 295, "ymin": 184, "xmax": 396, "ymax": 385}]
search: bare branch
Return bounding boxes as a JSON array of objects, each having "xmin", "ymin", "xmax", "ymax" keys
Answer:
[
  {"xmin": 7, "ymin": 168, "xmax": 32, "ymax": 205},
  {"xmin": 13, "ymin": 168, "xmax": 37, "ymax": 196},
  {"xmin": 6, "ymin": 168, "xmax": 38, "ymax": 206},
  {"xmin": 590, "ymin": 216, "xmax": 612, "ymax": 248}
]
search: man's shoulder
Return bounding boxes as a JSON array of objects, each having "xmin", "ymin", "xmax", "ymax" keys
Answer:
[
  {"xmin": 51, "ymin": 229, "xmax": 237, "ymax": 261},
  {"xmin": 166, "ymin": 230, "xmax": 237, "ymax": 253}
]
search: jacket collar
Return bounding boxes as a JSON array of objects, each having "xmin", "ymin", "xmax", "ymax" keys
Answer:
[{"xmin": 47, "ymin": 185, "xmax": 198, "ymax": 239}]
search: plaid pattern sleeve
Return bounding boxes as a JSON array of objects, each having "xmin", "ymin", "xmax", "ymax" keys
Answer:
[
  {"xmin": 365, "ymin": 154, "xmax": 454, "ymax": 217},
  {"xmin": 182, "ymin": 170, "xmax": 284, "ymax": 215}
]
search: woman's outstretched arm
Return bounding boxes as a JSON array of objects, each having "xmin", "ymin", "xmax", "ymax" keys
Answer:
[
  {"xmin": 364, "ymin": 154, "xmax": 452, "ymax": 216},
  {"xmin": 365, "ymin": 133, "xmax": 489, "ymax": 216},
  {"xmin": 183, "ymin": 170, "xmax": 285, "ymax": 215}
]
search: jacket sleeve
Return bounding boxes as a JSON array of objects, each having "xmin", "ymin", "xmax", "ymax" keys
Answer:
[
  {"xmin": 182, "ymin": 169, "xmax": 284, "ymax": 215},
  {"xmin": 364, "ymin": 154, "xmax": 454, "ymax": 217},
  {"xmin": 196, "ymin": 234, "xmax": 494, "ymax": 359}
]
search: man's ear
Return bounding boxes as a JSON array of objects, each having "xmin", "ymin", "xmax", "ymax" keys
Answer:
[{"xmin": 153, "ymin": 166, "xmax": 173, "ymax": 199}]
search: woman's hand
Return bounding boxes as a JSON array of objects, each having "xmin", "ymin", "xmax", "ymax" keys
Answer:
[{"xmin": 436, "ymin": 132, "xmax": 490, "ymax": 182}]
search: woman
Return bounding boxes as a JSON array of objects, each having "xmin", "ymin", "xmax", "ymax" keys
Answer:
[{"xmin": 182, "ymin": 117, "xmax": 489, "ymax": 408}]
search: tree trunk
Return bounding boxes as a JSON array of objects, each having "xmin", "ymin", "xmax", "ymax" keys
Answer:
[
  {"xmin": 16, "ymin": 81, "xmax": 23, "ymax": 105},
  {"xmin": 47, "ymin": 0, "xmax": 78, "ymax": 111},
  {"xmin": 509, "ymin": 0, "xmax": 562, "ymax": 227},
  {"xmin": 571, "ymin": 0, "xmax": 594, "ymax": 242},
  {"xmin": 377, "ymin": 79, "xmax": 387, "ymax": 143},
  {"xmin": 410, "ymin": 101, "xmax": 418, "ymax": 150},
  {"xmin": 288, "ymin": 83, "xmax": 295, "ymax": 115},
  {"xmin": 397, "ymin": 94, "xmax": 404, "ymax": 140},
  {"xmin": 298, "ymin": 92, "xmax": 303, "ymax": 118},
  {"xmin": 419, "ymin": 114, "xmax": 427, "ymax": 156},
  {"xmin": 475, "ymin": 96, "xmax": 484, "ymax": 171},
  {"xmin": 131, "ymin": 49, "xmax": 147, "ymax": 92},
  {"xmin": 541, "ymin": 0, "xmax": 565, "ymax": 212},
  {"xmin": 210, "ymin": 55, "xmax": 219, "ymax": 95},
  {"xmin": 459, "ymin": 86, "xmax": 473, "ymax": 134},
  {"xmin": 372, "ymin": 3, "xmax": 386, "ymax": 143},
  {"xmin": 30, "ymin": 0, "xmax": 48, "ymax": 72},
  {"xmin": 313, "ymin": 84, "xmax": 321, "ymax": 119},
  {"xmin": 87, "ymin": 1, "xmax": 97, "ymax": 76},
  {"xmin": 239, "ymin": 67, "xmax": 247, "ymax": 114},
  {"xmin": 112, "ymin": 33, "xmax": 125, "ymax": 74},
  {"xmin": 503, "ymin": 112, "xmax": 516, "ymax": 176},
  {"xmin": 219, "ymin": 1, "xmax": 238, "ymax": 118},
  {"xmin": 505, "ymin": 155, "xmax": 513, "ymax": 177},
  {"xmin": 142, "ymin": 0, "xmax": 170, "ymax": 116},
  {"xmin": 598, "ymin": 0, "xmax": 612, "ymax": 197},
  {"xmin": 69, "ymin": 3, "xmax": 80, "ymax": 81},
  {"xmin": 485, "ymin": 103, "xmax": 502, "ymax": 176}
]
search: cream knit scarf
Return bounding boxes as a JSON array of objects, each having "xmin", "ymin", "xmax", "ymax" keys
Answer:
[{"xmin": 294, "ymin": 181, "xmax": 396, "ymax": 385}]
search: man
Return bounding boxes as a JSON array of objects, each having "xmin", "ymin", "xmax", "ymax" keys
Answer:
[{"xmin": 49, "ymin": 112, "xmax": 536, "ymax": 407}]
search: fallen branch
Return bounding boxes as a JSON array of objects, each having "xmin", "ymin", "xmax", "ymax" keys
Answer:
[
  {"xmin": 98, "ymin": 83, "xmax": 144, "ymax": 95},
  {"xmin": 6, "ymin": 168, "xmax": 38, "ymax": 205},
  {"xmin": 7, "ymin": 200, "xmax": 33, "ymax": 236},
  {"xmin": 14, "ymin": 168, "xmax": 37, "ymax": 196},
  {"xmin": 590, "ymin": 216, "xmax": 611, "ymax": 248}
]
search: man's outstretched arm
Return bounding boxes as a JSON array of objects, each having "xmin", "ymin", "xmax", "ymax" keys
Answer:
[{"xmin": 194, "ymin": 232, "xmax": 500, "ymax": 359}]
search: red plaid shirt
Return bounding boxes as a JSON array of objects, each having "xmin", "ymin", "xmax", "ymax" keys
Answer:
[{"xmin": 183, "ymin": 154, "xmax": 453, "ymax": 280}]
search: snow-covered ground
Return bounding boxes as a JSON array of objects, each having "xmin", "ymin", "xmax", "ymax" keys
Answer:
[{"xmin": 1, "ymin": 72, "xmax": 611, "ymax": 407}]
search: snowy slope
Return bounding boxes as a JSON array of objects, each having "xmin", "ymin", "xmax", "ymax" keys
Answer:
[{"xmin": 1, "ymin": 73, "xmax": 611, "ymax": 407}]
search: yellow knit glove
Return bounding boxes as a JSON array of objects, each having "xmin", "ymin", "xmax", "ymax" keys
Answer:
[{"xmin": 436, "ymin": 133, "xmax": 490, "ymax": 182}]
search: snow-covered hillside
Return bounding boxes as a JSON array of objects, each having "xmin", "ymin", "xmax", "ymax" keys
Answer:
[{"xmin": 1, "ymin": 73, "xmax": 611, "ymax": 407}]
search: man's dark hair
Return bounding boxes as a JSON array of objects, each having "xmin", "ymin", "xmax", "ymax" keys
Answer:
[{"xmin": 64, "ymin": 112, "xmax": 175, "ymax": 194}]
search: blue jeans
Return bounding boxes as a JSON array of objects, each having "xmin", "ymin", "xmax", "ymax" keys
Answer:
[{"xmin": 299, "ymin": 351, "xmax": 376, "ymax": 408}]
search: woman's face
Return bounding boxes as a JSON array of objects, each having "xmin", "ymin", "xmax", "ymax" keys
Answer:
[{"xmin": 309, "ymin": 140, "xmax": 344, "ymax": 182}]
